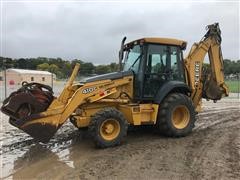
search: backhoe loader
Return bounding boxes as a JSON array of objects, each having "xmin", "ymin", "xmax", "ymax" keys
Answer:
[{"xmin": 1, "ymin": 23, "xmax": 229, "ymax": 148}]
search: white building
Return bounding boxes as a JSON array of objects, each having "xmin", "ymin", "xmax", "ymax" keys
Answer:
[{"xmin": 0, "ymin": 69, "xmax": 56, "ymax": 86}]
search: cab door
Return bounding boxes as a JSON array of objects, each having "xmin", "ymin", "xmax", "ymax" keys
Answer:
[{"xmin": 143, "ymin": 44, "xmax": 184, "ymax": 100}]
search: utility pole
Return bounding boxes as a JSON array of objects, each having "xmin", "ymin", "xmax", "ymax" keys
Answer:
[
  {"xmin": 51, "ymin": 73, "xmax": 54, "ymax": 91},
  {"xmin": 4, "ymin": 68, "xmax": 6, "ymax": 98},
  {"xmin": 238, "ymin": 73, "xmax": 239, "ymax": 99}
]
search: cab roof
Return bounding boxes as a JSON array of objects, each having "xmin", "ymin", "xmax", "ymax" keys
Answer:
[{"xmin": 125, "ymin": 37, "xmax": 187, "ymax": 49}]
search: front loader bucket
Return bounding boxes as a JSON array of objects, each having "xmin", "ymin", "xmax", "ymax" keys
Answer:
[
  {"xmin": 1, "ymin": 63, "xmax": 81, "ymax": 143},
  {"xmin": 0, "ymin": 81, "xmax": 60, "ymax": 143},
  {"xmin": 21, "ymin": 123, "xmax": 58, "ymax": 143},
  {"xmin": 8, "ymin": 114, "xmax": 63, "ymax": 143}
]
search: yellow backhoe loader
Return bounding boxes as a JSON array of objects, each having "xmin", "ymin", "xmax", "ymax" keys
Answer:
[{"xmin": 1, "ymin": 23, "xmax": 228, "ymax": 148}]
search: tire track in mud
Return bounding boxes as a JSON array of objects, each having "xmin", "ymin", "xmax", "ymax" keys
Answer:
[
  {"xmin": 1, "ymin": 122, "xmax": 78, "ymax": 154},
  {"xmin": 225, "ymin": 128, "xmax": 240, "ymax": 178},
  {"xmin": 1, "ymin": 100, "xmax": 240, "ymax": 179},
  {"xmin": 65, "ymin": 101, "xmax": 240, "ymax": 180},
  {"xmin": 185, "ymin": 125, "xmax": 240, "ymax": 180},
  {"xmin": 184, "ymin": 105, "xmax": 240, "ymax": 180},
  {"xmin": 195, "ymin": 107, "xmax": 240, "ymax": 131}
]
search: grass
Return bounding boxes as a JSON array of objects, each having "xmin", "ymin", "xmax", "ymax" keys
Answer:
[{"xmin": 225, "ymin": 80, "xmax": 240, "ymax": 93}]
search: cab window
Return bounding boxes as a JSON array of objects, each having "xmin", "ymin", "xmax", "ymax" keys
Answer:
[
  {"xmin": 143, "ymin": 44, "xmax": 184, "ymax": 98},
  {"xmin": 123, "ymin": 45, "xmax": 142, "ymax": 74}
]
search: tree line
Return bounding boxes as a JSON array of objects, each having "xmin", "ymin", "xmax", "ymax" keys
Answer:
[
  {"xmin": 222, "ymin": 59, "xmax": 240, "ymax": 75},
  {"xmin": 0, "ymin": 57, "xmax": 239, "ymax": 79},
  {"xmin": 0, "ymin": 57, "xmax": 119, "ymax": 79}
]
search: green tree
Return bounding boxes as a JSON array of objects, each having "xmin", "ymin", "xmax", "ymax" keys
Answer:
[
  {"xmin": 109, "ymin": 63, "xmax": 119, "ymax": 72},
  {"xmin": 71, "ymin": 59, "xmax": 83, "ymax": 67},
  {"xmin": 16, "ymin": 58, "xmax": 28, "ymax": 69},
  {"xmin": 37, "ymin": 63, "xmax": 50, "ymax": 71},
  {"xmin": 61, "ymin": 62, "xmax": 72, "ymax": 78},
  {"xmin": 0, "ymin": 57, "xmax": 15, "ymax": 69},
  {"xmin": 95, "ymin": 65, "xmax": 111, "ymax": 74},
  {"xmin": 223, "ymin": 59, "xmax": 240, "ymax": 75},
  {"xmin": 48, "ymin": 64, "xmax": 60, "ymax": 74},
  {"xmin": 81, "ymin": 62, "xmax": 95, "ymax": 75}
]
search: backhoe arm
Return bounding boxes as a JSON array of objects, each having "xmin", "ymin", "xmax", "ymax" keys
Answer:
[{"xmin": 184, "ymin": 23, "xmax": 229, "ymax": 111}]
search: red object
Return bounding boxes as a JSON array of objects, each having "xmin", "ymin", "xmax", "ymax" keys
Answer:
[
  {"xmin": 99, "ymin": 91, "xmax": 105, "ymax": 96},
  {"xmin": 9, "ymin": 80, "xmax": 15, "ymax": 85}
]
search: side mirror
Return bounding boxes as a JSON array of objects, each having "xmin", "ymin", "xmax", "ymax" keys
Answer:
[{"xmin": 119, "ymin": 36, "xmax": 127, "ymax": 71}]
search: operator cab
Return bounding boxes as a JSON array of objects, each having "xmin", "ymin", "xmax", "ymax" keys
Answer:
[{"xmin": 121, "ymin": 38, "xmax": 187, "ymax": 101}]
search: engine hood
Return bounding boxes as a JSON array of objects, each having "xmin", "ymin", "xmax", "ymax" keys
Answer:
[{"xmin": 82, "ymin": 70, "xmax": 133, "ymax": 83}]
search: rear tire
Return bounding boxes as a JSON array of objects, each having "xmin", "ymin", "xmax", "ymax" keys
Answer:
[
  {"xmin": 156, "ymin": 93, "xmax": 195, "ymax": 137},
  {"xmin": 89, "ymin": 108, "xmax": 128, "ymax": 148}
]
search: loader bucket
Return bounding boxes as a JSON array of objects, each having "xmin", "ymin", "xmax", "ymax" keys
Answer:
[
  {"xmin": 2, "ymin": 106, "xmax": 60, "ymax": 143},
  {"xmin": 11, "ymin": 119, "xmax": 59, "ymax": 143},
  {"xmin": 8, "ymin": 113, "xmax": 63, "ymax": 143},
  {"xmin": 21, "ymin": 123, "xmax": 58, "ymax": 143},
  {"xmin": 0, "ymin": 81, "xmax": 59, "ymax": 143},
  {"xmin": 1, "ymin": 63, "xmax": 81, "ymax": 143}
]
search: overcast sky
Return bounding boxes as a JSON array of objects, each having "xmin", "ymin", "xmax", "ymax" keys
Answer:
[{"xmin": 1, "ymin": 0, "xmax": 239, "ymax": 64}]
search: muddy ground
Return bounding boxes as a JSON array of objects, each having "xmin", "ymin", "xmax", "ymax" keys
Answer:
[{"xmin": 1, "ymin": 98, "xmax": 240, "ymax": 180}]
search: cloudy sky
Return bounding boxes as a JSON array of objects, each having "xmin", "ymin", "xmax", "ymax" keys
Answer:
[{"xmin": 1, "ymin": 0, "xmax": 239, "ymax": 64}]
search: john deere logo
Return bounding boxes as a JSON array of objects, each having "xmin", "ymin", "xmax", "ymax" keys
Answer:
[{"xmin": 82, "ymin": 87, "xmax": 97, "ymax": 94}]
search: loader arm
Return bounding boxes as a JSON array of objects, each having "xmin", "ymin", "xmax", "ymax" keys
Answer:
[
  {"xmin": 184, "ymin": 23, "xmax": 229, "ymax": 111},
  {"xmin": 7, "ymin": 63, "xmax": 132, "ymax": 143}
]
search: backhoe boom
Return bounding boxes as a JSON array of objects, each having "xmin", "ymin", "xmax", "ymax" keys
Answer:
[{"xmin": 184, "ymin": 23, "xmax": 229, "ymax": 110}]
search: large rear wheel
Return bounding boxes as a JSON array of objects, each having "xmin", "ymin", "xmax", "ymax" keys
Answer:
[
  {"xmin": 89, "ymin": 108, "xmax": 128, "ymax": 148},
  {"xmin": 156, "ymin": 93, "xmax": 196, "ymax": 137}
]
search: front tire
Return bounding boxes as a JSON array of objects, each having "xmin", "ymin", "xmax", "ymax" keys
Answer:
[
  {"xmin": 156, "ymin": 93, "xmax": 196, "ymax": 137},
  {"xmin": 89, "ymin": 108, "xmax": 128, "ymax": 148}
]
